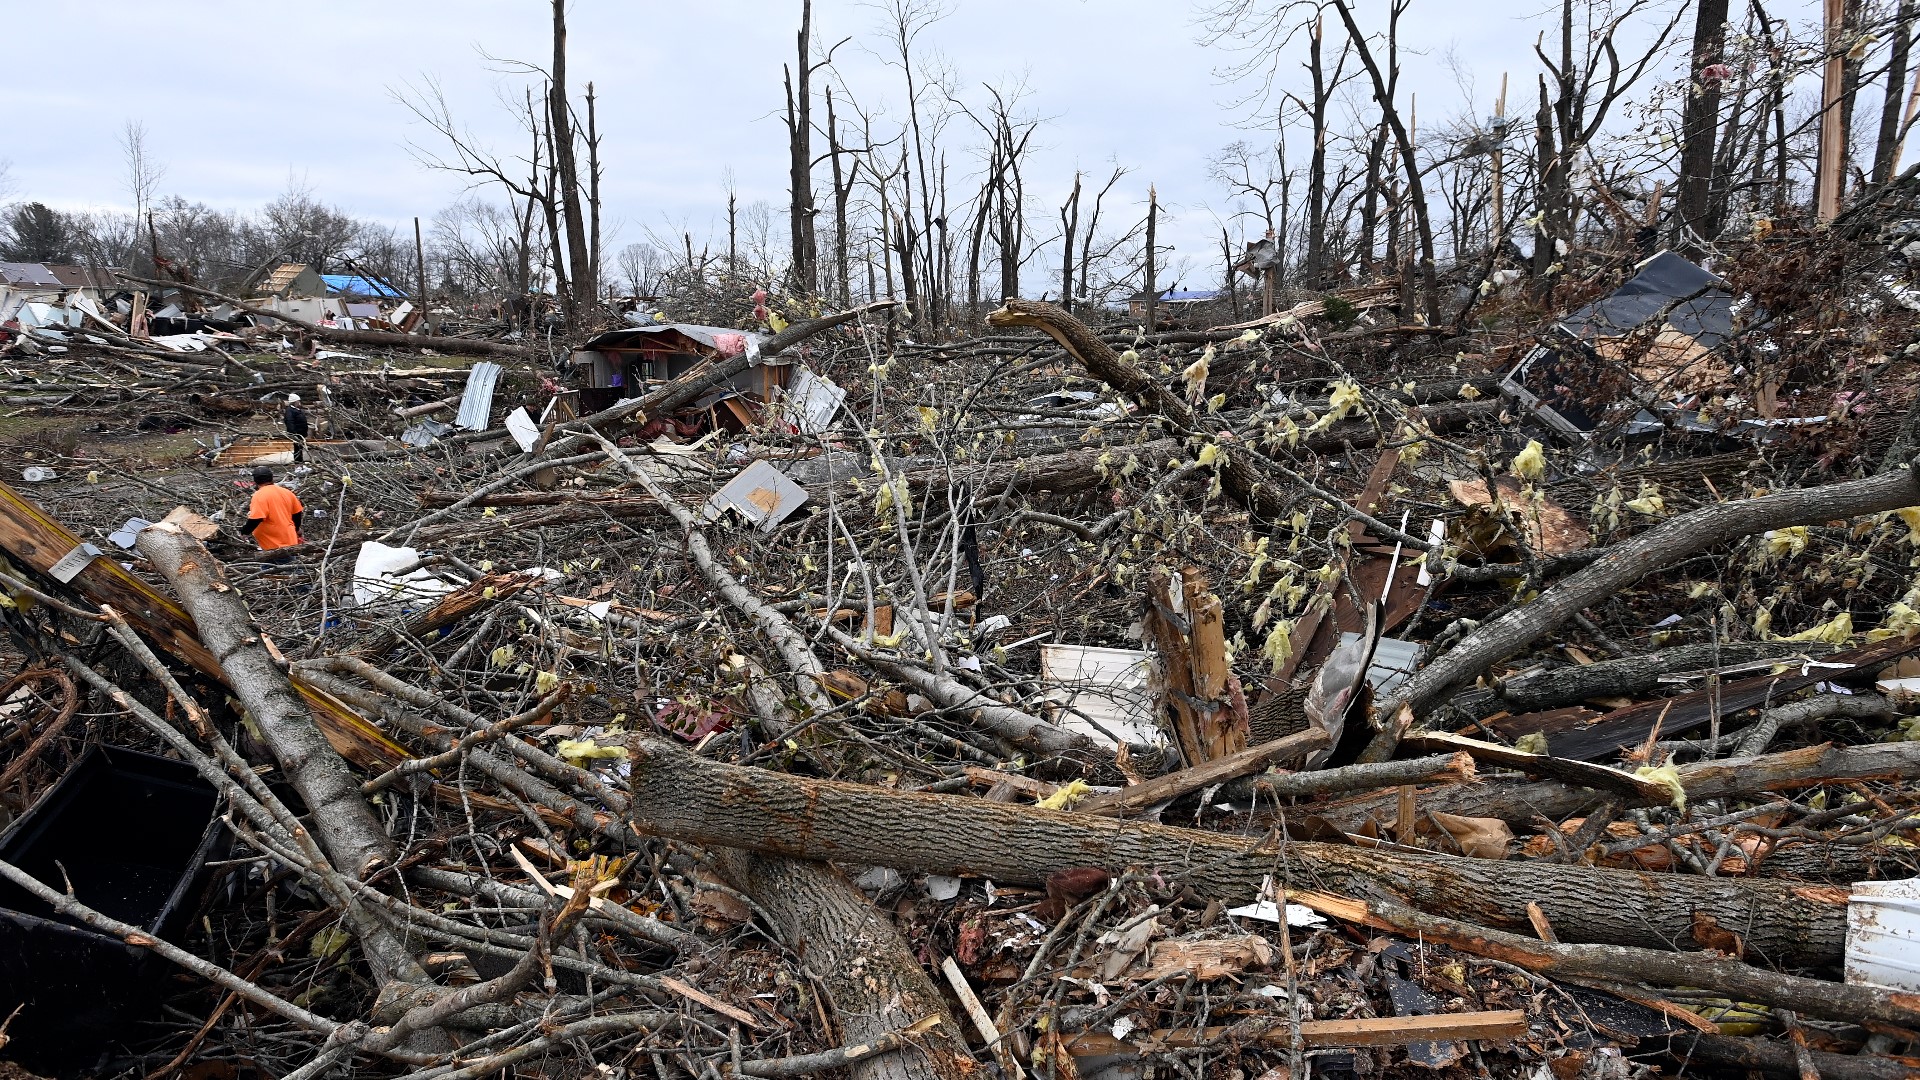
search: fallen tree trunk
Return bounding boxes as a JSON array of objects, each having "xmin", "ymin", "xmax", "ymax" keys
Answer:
[
  {"xmin": 711, "ymin": 850, "xmax": 971, "ymax": 1080},
  {"xmin": 623, "ymin": 737, "xmax": 1847, "ymax": 967},
  {"xmin": 1313, "ymin": 738, "xmax": 1920, "ymax": 830},
  {"xmin": 136, "ymin": 521, "xmax": 395, "ymax": 878},
  {"xmin": 1368, "ymin": 455, "xmax": 1920, "ymax": 758},
  {"xmin": 987, "ymin": 300, "xmax": 1290, "ymax": 520},
  {"xmin": 1284, "ymin": 889, "xmax": 1920, "ymax": 1029},
  {"xmin": 1463, "ymin": 641, "xmax": 1835, "ymax": 716}
]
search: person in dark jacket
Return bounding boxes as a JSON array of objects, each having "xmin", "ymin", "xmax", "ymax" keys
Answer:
[{"xmin": 284, "ymin": 393, "xmax": 309, "ymax": 463}]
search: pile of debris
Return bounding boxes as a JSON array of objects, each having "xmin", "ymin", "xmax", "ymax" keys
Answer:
[{"xmin": 0, "ymin": 203, "xmax": 1916, "ymax": 1080}]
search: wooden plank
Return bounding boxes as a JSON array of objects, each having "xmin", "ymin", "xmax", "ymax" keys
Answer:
[
  {"xmin": 1134, "ymin": 936, "xmax": 1273, "ymax": 981},
  {"xmin": 1400, "ymin": 731, "xmax": 1670, "ymax": 801},
  {"xmin": 0, "ymin": 477, "xmax": 407, "ymax": 769},
  {"xmin": 1062, "ymin": 1009, "xmax": 1529, "ymax": 1056},
  {"xmin": 659, "ymin": 974, "xmax": 766, "ymax": 1030},
  {"xmin": 1075, "ymin": 728, "xmax": 1327, "ymax": 817}
]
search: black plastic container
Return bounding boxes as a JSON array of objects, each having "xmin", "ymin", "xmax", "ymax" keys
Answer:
[{"xmin": 0, "ymin": 746, "xmax": 222, "ymax": 1073}]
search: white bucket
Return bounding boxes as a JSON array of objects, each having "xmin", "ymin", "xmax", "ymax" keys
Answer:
[{"xmin": 1847, "ymin": 877, "xmax": 1920, "ymax": 992}]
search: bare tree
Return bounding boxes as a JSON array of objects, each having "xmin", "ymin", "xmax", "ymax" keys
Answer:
[
  {"xmin": 784, "ymin": 1, "xmax": 850, "ymax": 298},
  {"xmin": 616, "ymin": 242, "xmax": 667, "ymax": 298},
  {"xmin": 546, "ymin": 0, "xmax": 593, "ymax": 316},
  {"xmin": 1058, "ymin": 171, "xmax": 1081, "ymax": 314},
  {"xmin": 1675, "ymin": 0, "xmax": 1731, "ymax": 247},
  {"xmin": 1872, "ymin": 0, "xmax": 1918, "ymax": 185}
]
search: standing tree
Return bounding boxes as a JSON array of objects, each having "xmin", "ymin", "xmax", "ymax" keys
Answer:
[
  {"xmin": 0, "ymin": 203, "xmax": 77, "ymax": 263},
  {"xmin": 1675, "ymin": 0, "xmax": 1732, "ymax": 248}
]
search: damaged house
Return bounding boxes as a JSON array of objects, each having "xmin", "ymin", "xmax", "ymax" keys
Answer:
[
  {"xmin": 570, "ymin": 321, "xmax": 781, "ymax": 426},
  {"xmin": 1500, "ymin": 251, "xmax": 1804, "ymax": 446}
]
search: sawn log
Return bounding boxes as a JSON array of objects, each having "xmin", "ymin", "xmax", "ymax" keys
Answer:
[{"xmin": 623, "ymin": 737, "xmax": 1848, "ymax": 967}]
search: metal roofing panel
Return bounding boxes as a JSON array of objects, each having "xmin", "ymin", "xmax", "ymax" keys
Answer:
[
  {"xmin": 455, "ymin": 362, "xmax": 502, "ymax": 431},
  {"xmin": 1558, "ymin": 251, "xmax": 1734, "ymax": 349},
  {"xmin": 701, "ymin": 459, "xmax": 809, "ymax": 533},
  {"xmin": 0, "ymin": 263, "xmax": 61, "ymax": 286}
]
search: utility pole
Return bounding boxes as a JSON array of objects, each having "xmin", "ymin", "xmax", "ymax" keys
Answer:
[
  {"xmin": 1490, "ymin": 74, "xmax": 1508, "ymax": 252},
  {"xmin": 1143, "ymin": 185, "xmax": 1158, "ymax": 331},
  {"xmin": 1816, "ymin": 0, "xmax": 1847, "ymax": 221},
  {"xmin": 413, "ymin": 217, "xmax": 427, "ymax": 308}
]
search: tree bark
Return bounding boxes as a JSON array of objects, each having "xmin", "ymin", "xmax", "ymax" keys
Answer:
[
  {"xmin": 1675, "ymin": 0, "xmax": 1731, "ymax": 247},
  {"xmin": 549, "ymin": 0, "xmax": 594, "ymax": 316},
  {"xmin": 1367, "ymin": 455, "xmax": 1920, "ymax": 757},
  {"xmin": 784, "ymin": 0, "xmax": 819, "ymax": 297},
  {"xmin": 1316, "ymin": 738, "xmax": 1920, "ymax": 830},
  {"xmin": 136, "ymin": 522, "xmax": 394, "ymax": 878},
  {"xmin": 1873, "ymin": 0, "xmax": 1917, "ymax": 185},
  {"xmin": 1473, "ymin": 641, "xmax": 1830, "ymax": 715},
  {"xmin": 712, "ymin": 850, "xmax": 969, "ymax": 1080},
  {"xmin": 623, "ymin": 737, "xmax": 1848, "ymax": 967}
]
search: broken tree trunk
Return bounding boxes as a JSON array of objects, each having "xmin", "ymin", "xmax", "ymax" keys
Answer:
[
  {"xmin": 986, "ymin": 300, "xmax": 1290, "ymax": 520},
  {"xmin": 623, "ymin": 737, "xmax": 1847, "ymax": 966},
  {"xmin": 1367, "ymin": 456, "xmax": 1920, "ymax": 759},
  {"xmin": 711, "ymin": 850, "xmax": 971, "ymax": 1080},
  {"xmin": 136, "ymin": 522, "xmax": 395, "ymax": 878},
  {"xmin": 1144, "ymin": 566, "xmax": 1249, "ymax": 765}
]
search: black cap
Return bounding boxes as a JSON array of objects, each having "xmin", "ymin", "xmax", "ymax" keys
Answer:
[{"xmin": 252, "ymin": 466, "xmax": 274, "ymax": 485}]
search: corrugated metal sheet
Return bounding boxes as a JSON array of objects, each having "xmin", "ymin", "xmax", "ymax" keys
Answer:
[
  {"xmin": 455, "ymin": 362, "xmax": 502, "ymax": 431},
  {"xmin": 701, "ymin": 459, "xmax": 808, "ymax": 533}
]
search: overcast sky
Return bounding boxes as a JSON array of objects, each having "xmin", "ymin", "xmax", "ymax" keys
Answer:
[{"xmin": 3, "ymin": 0, "xmax": 1847, "ymax": 286}]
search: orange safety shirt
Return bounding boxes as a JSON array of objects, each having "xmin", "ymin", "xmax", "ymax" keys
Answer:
[{"xmin": 247, "ymin": 483, "xmax": 304, "ymax": 550}]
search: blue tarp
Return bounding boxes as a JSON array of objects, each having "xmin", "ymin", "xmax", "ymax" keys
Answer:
[{"xmin": 320, "ymin": 273, "xmax": 405, "ymax": 299}]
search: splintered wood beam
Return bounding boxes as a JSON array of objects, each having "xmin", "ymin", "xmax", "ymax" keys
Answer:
[
  {"xmin": 1075, "ymin": 727, "xmax": 1327, "ymax": 817},
  {"xmin": 1398, "ymin": 731, "xmax": 1669, "ymax": 801},
  {"xmin": 1060, "ymin": 1009, "xmax": 1529, "ymax": 1056}
]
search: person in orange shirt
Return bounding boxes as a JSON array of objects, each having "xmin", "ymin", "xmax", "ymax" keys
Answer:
[{"xmin": 244, "ymin": 467, "xmax": 304, "ymax": 551}]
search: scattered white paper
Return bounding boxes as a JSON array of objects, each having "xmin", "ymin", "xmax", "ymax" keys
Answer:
[
  {"xmin": 925, "ymin": 874, "xmax": 963, "ymax": 901},
  {"xmin": 108, "ymin": 517, "xmax": 154, "ymax": 550},
  {"xmin": 48, "ymin": 543, "xmax": 101, "ymax": 584},
  {"xmin": 1225, "ymin": 900, "xmax": 1328, "ymax": 927},
  {"xmin": 1111, "ymin": 1015, "xmax": 1135, "ymax": 1040}
]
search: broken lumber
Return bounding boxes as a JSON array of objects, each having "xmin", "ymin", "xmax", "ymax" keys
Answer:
[
  {"xmin": 1060, "ymin": 1010, "xmax": 1529, "ymax": 1056},
  {"xmin": 622, "ymin": 737, "xmax": 1848, "ymax": 965},
  {"xmin": 1074, "ymin": 727, "xmax": 1326, "ymax": 816}
]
